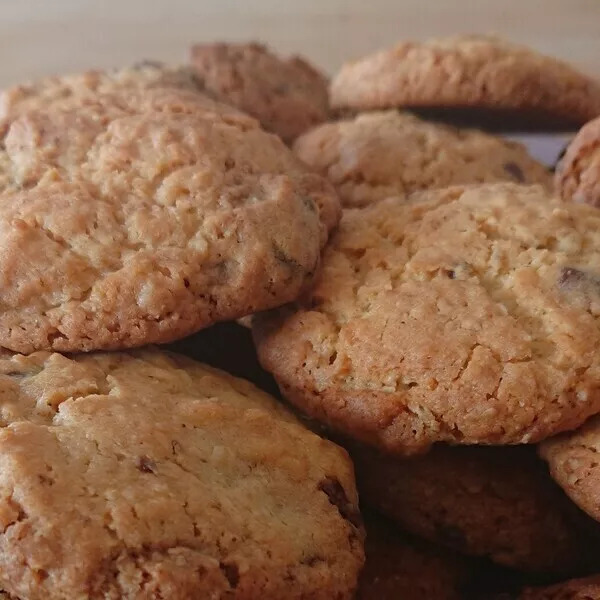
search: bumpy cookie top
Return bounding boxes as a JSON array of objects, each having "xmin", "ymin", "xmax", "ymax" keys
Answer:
[
  {"xmin": 0, "ymin": 62, "xmax": 218, "ymax": 122},
  {"xmin": 0, "ymin": 349, "xmax": 363, "ymax": 600},
  {"xmin": 190, "ymin": 42, "xmax": 329, "ymax": 143},
  {"xmin": 540, "ymin": 414, "xmax": 600, "ymax": 523},
  {"xmin": 519, "ymin": 575, "xmax": 600, "ymax": 600},
  {"xmin": 555, "ymin": 116, "xmax": 600, "ymax": 207},
  {"xmin": 329, "ymin": 35, "xmax": 600, "ymax": 126},
  {"xmin": 294, "ymin": 111, "xmax": 552, "ymax": 207},
  {"xmin": 254, "ymin": 183, "xmax": 600, "ymax": 454},
  {"xmin": 357, "ymin": 511, "xmax": 468, "ymax": 600},
  {"xmin": 350, "ymin": 444, "xmax": 592, "ymax": 573},
  {"xmin": 0, "ymin": 84, "xmax": 340, "ymax": 353}
]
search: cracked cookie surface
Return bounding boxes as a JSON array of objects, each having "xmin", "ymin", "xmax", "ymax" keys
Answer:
[
  {"xmin": 555, "ymin": 116, "xmax": 600, "ymax": 207},
  {"xmin": 294, "ymin": 110, "xmax": 551, "ymax": 207},
  {"xmin": 253, "ymin": 183, "xmax": 600, "ymax": 454},
  {"xmin": 349, "ymin": 443, "xmax": 593, "ymax": 573},
  {"xmin": 329, "ymin": 35, "xmax": 600, "ymax": 127},
  {"xmin": 0, "ymin": 84, "xmax": 340, "ymax": 353},
  {"xmin": 0, "ymin": 349, "xmax": 363, "ymax": 600},
  {"xmin": 190, "ymin": 42, "xmax": 329, "ymax": 143}
]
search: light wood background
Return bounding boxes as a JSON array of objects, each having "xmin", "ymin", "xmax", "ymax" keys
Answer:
[{"xmin": 0, "ymin": 0, "xmax": 598, "ymax": 87}]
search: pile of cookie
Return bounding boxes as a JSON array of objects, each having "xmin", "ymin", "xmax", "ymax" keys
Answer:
[{"xmin": 0, "ymin": 33, "xmax": 599, "ymax": 599}]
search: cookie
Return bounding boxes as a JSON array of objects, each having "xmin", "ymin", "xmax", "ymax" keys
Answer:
[
  {"xmin": 0, "ymin": 85, "xmax": 340, "ymax": 353},
  {"xmin": 357, "ymin": 510, "xmax": 469, "ymax": 600},
  {"xmin": 330, "ymin": 35, "xmax": 600, "ymax": 128},
  {"xmin": 253, "ymin": 183, "xmax": 600, "ymax": 454},
  {"xmin": 349, "ymin": 443, "xmax": 593, "ymax": 574},
  {"xmin": 555, "ymin": 116, "xmax": 600, "ymax": 207},
  {"xmin": 0, "ymin": 349, "xmax": 363, "ymax": 599},
  {"xmin": 517, "ymin": 575, "xmax": 600, "ymax": 599},
  {"xmin": 540, "ymin": 415, "xmax": 600, "ymax": 523},
  {"xmin": 190, "ymin": 42, "xmax": 329, "ymax": 143},
  {"xmin": 0, "ymin": 62, "xmax": 216, "ymax": 123},
  {"xmin": 294, "ymin": 110, "xmax": 551, "ymax": 207}
]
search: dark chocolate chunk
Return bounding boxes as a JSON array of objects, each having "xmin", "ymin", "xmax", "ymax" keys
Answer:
[
  {"xmin": 318, "ymin": 476, "xmax": 362, "ymax": 528},
  {"xmin": 503, "ymin": 162, "xmax": 525, "ymax": 182},
  {"xmin": 136, "ymin": 456, "xmax": 157, "ymax": 474}
]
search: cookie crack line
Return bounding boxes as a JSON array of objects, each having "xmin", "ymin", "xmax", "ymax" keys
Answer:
[{"xmin": 255, "ymin": 184, "xmax": 600, "ymax": 453}]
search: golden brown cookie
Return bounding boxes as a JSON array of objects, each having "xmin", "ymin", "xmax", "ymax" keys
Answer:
[
  {"xmin": 253, "ymin": 183, "xmax": 600, "ymax": 455},
  {"xmin": 0, "ymin": 349, "xmax": 363, "ymax": 599},
  {"xmin": 517, "ymin": 575, "xmax": 600, "ymax": 599},
  {"xmin": 349, "ymin": 444, "xmax": 593, "ymax": 574},
  {"xmin": 540, "ymin": 415, "xmax": 600, "ymax": 524},
  {"xmin": 294, "ymin": 111, "xmax": 551, "ymax": 207},
  {"xmin": 357, "ymin": 511, "xmax": 470, "ymax": 600},
  {"xmin": 0, "ymin": 62, "xmax": 217, "ymax": 123},
  {"xmin": 555, "ymin": 116, "xmax": 600, "ymax": 207},
  {"xmin": 190, "ymin": 42, "xmax": 329, "ymax": 143},
  {"xmin": 330, "ymin": 35, "xmax": 600, "ymax": 128},
  {"xmin": 0, "ymin": 84, "xmax": 340, "ymax": 354}
]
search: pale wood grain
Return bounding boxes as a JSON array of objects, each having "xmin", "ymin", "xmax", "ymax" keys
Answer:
[{"xmin": 0, "ymin": 0, "xmax": 598, "ymax": 86}]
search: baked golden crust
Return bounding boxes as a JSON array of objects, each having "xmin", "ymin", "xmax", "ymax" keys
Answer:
[
  {"xmin": 254, "ymin": 183, "xmax": 600, "ymax": 454},
  {"xmin": 330, "ymin": 35, "xmax": 600, "ymax": 126},
  {"xmin": 0, "ymin": 83, "xmax": 340, "ymax": 353},
  {"xmin": 0, "ymin": 349, "xmax": 363, "ymax": 599}
]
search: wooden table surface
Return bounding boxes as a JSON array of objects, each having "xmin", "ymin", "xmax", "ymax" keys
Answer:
[{"xmin": 0, "ymin": 0, "xmax": 598, "ymax": 87}]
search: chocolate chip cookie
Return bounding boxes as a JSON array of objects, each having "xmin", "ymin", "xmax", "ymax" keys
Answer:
[
  {"xmin": 294, "ymin": 111, "xmax": 551, "ymax": 207},
  {"xmin": 190, "ymin": 42, "xmax": 329, "ymax": 143},
  {"xmin": 0, "ymin": 349, "xmax": 363, "ymax": 599},
  {"xmin": 0, "ymin": 84, "xmax": 340, "ymax": 353},
  {"xmin": 253, "ymin": 183, "xmax": 600, "ymax": 454}
]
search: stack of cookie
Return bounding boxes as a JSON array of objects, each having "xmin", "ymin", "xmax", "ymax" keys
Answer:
[{"xmin": 0, "ymin": 33, "xmax": 599, "ymax": 600}]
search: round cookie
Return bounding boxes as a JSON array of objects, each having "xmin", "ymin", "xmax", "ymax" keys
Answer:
[
  {"xmin": 0, "ymin": 85, "xmax": 340, "ymax": 353},
  {"xmin": 190, "ymin": 42, "xmax": 329, "ymax": 143},
  {"xmin": 329, "ymin": 35, "xmax": 600, "ymax": 128},
  {"xmin": 357, "ymin": 510, "xmax": 469, "ymax": 600},
  {"xmin": 293, "ymin": 110, "xmax": 552, "ymax": 207},
  {"xmin": 517, "ymin": 575, "xmax": 600, "ymax": 600},
  {"xmin": 349, "ymin": 443, "xmax": 593, "ymax": 574},
  {"xmin": 540, "ymin": 415, "xmax": 600, "ymax": 523},
  {"xmin": 0, "ymin": 349, "xmax": 363, "ymax": 599},
  {"xmin": 253, "ymin": 183, "xmax": 600, "ymax": 455},
  {"xmin": 555, "ymin": 116, "xmax": 600, "ymax": 207}
]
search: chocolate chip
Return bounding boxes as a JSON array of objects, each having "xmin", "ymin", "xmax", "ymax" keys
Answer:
[
  {"xmin": 272, "ymin": 243, "xmax": 303, "ymax": 273},
  {"xmin": 302, "ymin": 196, "xmax": 317, "ymax": 213},
  {"xmin": 503, "ymin": 162, "xmax": 525, "ymax": 182},
  {"xmin": 558, "ymin": 266, "xmax": 587, "ymax": 287},
  {"xmin": 435, "ymin": 522, "xmax": 467, "ymax": 549},
  {"xmin": 219, "ymin": 561, "xmax": 239, "ymax": 588},
  {"xmin": 301, "ymin": 554, "xmax": 324, "ymax": 567},
  {"xmin": 318, "ymin": 476, "xmax": 362, "ymax": 528},
  {"xmin": 136, "ymin": 456, "xmax": 157, "ymax": 474}
]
